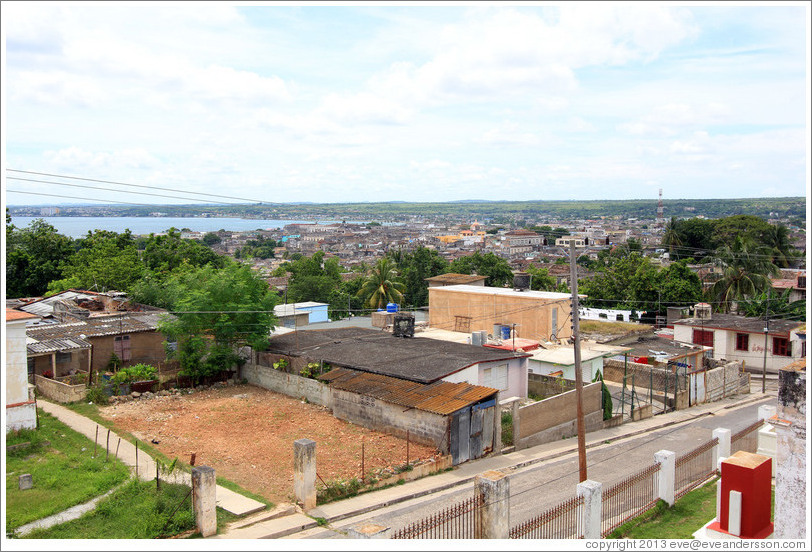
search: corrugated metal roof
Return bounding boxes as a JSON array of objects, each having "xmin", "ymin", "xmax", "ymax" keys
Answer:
[
  {"xmin": 26, "ymin": 312, "xmax": 169, "ymax": 341},
  {"xmin": 27, "ymin": 336, "xmax": 92, "ymax": 355},
  {"xmin": 320, "ymin": 367, "xmax": 497, "ymax": 415}
]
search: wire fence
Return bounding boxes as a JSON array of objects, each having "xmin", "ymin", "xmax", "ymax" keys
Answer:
[
  {"xmin": 392, "ymin": 494, "xmax": 483, "ymax": 539},
  {"xmin": 510, "ymin": 495, "xmax": 584, "ymax": 539},
  {"xmin": 675, "ymin": 437, "xmax": 718, "ymax": 500},
  {"xmin": 731, "ymin": 419, "xmax": 764, "ymax": 455},
  {"xmin": 601, "ymin": 463, "xmax": 661, "ymax": 537}
]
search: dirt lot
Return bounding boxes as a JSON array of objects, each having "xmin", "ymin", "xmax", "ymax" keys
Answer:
[{"xmin": 99, "ymin": 384, "xmax": 439, "ymax": 504}]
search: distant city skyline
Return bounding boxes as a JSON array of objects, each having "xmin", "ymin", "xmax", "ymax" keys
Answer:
[{"xmin": 2, "ymin": 2, "xmax": 809, "ymax": 206}]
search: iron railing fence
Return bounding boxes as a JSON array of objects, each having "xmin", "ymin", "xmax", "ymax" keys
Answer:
[
  {"xmin": 392, "ymin": 494, "xmax": 483, "ymax": 539},
  {"xmin": 510, "ymin": 495, "xmax": 584, "ymax": 539},
  {"xmin": 600, "ymin": 463, "xmax": 661, "ymax": 537},
  {"xmin": 731, "ymin": 419, "xmax": 764, "ymax": 455},
  {"xmin": 675, "ymin": 437, "xmax": 718, "ymax": 500}
]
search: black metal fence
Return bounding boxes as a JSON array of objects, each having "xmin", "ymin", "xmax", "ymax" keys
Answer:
[
  {"xmin": 510, "ymin": 495, "xmax": 584, "ymax": 539},
  {"xmin": 392, "ymin": 494, "xmax": 483, "ymax": 539},
  {"xmin": 731, "ymin": 419, "xmax": 764, "ymax": 455},
  {"xmin": 601, "ymin": 463, "xmax": 661, "ymax": 537},
  {"xmin": 675, "ymin": 437, "xmax": 718, "ymax": 500}
]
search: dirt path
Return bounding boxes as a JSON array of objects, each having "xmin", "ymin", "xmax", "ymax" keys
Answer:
[{"xmin": 98, "ymin": 384, "xmax": 439, "ymax": 504}]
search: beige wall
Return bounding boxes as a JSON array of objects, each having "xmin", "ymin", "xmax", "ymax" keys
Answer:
[
  {"xmin": 428, "ymin": 287, "xmax": 571, "ymax": 342},
  {"xmin": 35, "ymin": 374, "xmax": 87, "ymax": 403},
  {"xmin": 6, "ymin": 320, "xmax": 30, "ymax": 405},
  {"xmin": 90, "ymin": 331, "xmax": 168, "ymax": 373},
  {"xmin": 515, "ymin": 381, "xmax": 603, "ymax": 449}
]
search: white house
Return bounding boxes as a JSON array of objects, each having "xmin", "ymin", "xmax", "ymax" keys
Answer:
[
  {"xmin": 6, "ymin": 309, "xmax": 39, "ymax": 432},
  {"xmin": 528, "ymin": 343, "xmax": 631, "ymax": 381},
  {"xmin": 672, "ymin": 305, "xmax": 805, "ymax": 374}
]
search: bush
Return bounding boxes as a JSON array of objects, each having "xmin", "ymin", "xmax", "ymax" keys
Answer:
[
  {"xmin": 86, "ymin": 382, "xmax": 110, "ymax": 405},
  {"xmin": 111, "ymin": 364, "xmax": 158, "ymax": 385},
  {"xmin": 501, "ymin": 411, "xmax": 514, "ymax": 446}
]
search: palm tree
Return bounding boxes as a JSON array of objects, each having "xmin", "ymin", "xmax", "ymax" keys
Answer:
[
  {"xmin": 708, "ymin": 236, "xmax": 780, "ymax": 313},
  {"xmin": 661, "ymin": 216, "xmax": 683, "ymax": 257},
  {"xmin": 357, "ymin": 258, "xmax": 406, "ymax": 310},
  {"xmin": 763, "ymin": 224, "xmax": 793, "ymax": 268}
]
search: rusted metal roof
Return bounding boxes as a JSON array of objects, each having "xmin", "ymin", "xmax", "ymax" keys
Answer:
[
  {"xmin": 26, "ymin": 312, "xmax": 169, "ymax": 342},
  {"xmin": 320, "ymin": 367, "xmax": 497, "ymax": 415}
]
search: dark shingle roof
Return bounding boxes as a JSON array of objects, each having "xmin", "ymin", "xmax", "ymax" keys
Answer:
[{"xmin": 265, "ymin": 326, "xmax": 529, "ymax": 384}]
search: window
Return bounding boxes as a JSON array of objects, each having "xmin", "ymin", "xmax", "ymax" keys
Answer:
[
  {"xmin": 693, "ymin": 329, "xmax": 714, "ymax": 347},
  {"xmin": 114, "ymin": 335, "xmax": 131, "ymax": 361},
  {"xmin": 773, "ymin": 337, "xmax": 791, "ymax": 357},
  {"xmin": 56, "ymin": 352, "xmax": 72, "ymax": 364},
  {"xmin": 735, "ymin": 333, "xmax": 749, "ymax": 351},
  {"xmin": 482, "ymin": 364, "xmax": 509, "ymax": 390}
]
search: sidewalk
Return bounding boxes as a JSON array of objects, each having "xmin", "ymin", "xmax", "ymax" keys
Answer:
[
  {"xmin": 217, "ymin": 389, "xmax": 773, "ymax": 539},
  {"xmin": 37, "ymin": 400, "xmax": 266, "ymax": 517}
]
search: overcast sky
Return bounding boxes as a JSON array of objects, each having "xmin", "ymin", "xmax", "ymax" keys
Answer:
[{"xmin": 2, "ymin": 2, "xmax": 809, "ymax": 206}]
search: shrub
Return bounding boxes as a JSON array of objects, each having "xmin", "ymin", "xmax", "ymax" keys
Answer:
[
  {"xmin": 111, "ymin": 364, "xmax": 158, "ymax": 385},
  {"xmin": 501, "ymin": 411, "xmax": 514, "ymax": 446},
  {"xmin": 42, "ymin": 370, "xmax": 54, "ymax": 379},
  {"xmin": 273, "ymin": 358, "xmax": 289, "ymax": 371},
  {"xmin": 86, "ymin": 382, "xmax": 109, "ymax": 405}
]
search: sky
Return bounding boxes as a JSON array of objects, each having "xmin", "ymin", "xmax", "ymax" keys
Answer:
[{"xmin": 2, "ymin": 1, "xmax": 810, "ymax": 207}]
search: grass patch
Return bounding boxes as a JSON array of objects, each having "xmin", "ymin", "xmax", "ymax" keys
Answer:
[
  {"xmin": 23, "ymin": 479, "xmax": 197, "ymax": 539},
  {"xmin": 501, "ymin": 411, "xmax": 514, "ymax": 446},
  {"xmin": 64, "ymin": 401, "xmax": 273, "ymax": 508},
  {"xmin": 5, "ymin": 410, "xmax": 131, "ymax": 533},
  {"xmin": 607, "ymin": 477, "xmax": 775, "ymax": 539}
]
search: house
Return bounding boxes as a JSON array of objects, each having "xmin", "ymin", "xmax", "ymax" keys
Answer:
[
  {"xmin": 273, "ymin": 301, "xmax": 330, "ymax": 328},
  {"xmin": 428, "ymin": 284, "xmax": 572, "ymax": 342},
  {"xmin": 13, "ymin": 291, "xmax": 172, "ymax": 380},
  {"xmin": 6, "ymin": 309, "xmax": 39, "ymax": 432},
  {"xmin": 504, "ymin": 229, "xmax": 542, "ymax": 255},
  {"xmin": 264, "ymin": 326, "xmax": 530, "ymax": 399},
  {"xmin": 527, "ymin": 342, "xmax": 631, "ymax": 381},
  {"xmin": 771, "ymin": 269, "xmax": 806, "ymax": 303},
  {"xmin": 260, "ymin": 327, "xmax": 527, "ymax": 464},
  {"xmin": 672, "ymin": 304, "xmax": 805, "ymax": 374},
  {"xmin": 425, "ymin": 273, "xmax": 487, "ymax": 288}
]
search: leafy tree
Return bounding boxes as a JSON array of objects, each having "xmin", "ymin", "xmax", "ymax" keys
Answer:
[
  {"xmin": 159, "ymin": 263, "xmax": 277, "ymax": 383},
  {"xmin": 737, "ymin": 288, "xmax": 806, "ymax": 320},
  {"xmin": 661, "ymin": 217, "xmax": 683, "ymax": 256},
  {"xmin": 49, "ymin": 232, "xmax": 143, "ymax": 294},
  {"xmin": 5, "ymin": 217, "xmax": 75, "ymax": 297},
  {"xmin": 327, "ymin": 274, "xmax": 365, "ymax": 320},
  {"xmin": 201, "ymin": 232, "xmax": 221, "ymax": 246},
  {"xmin": 525, "ymin": 264, "xmax": 557, "ymax": 291},
  {"xmin": 713, "ymin": 215, "xmax": 772, "ymax": 249},
  {"xmin": 357, "ymin": 257, "xmax": 406, "ymax": 309},
  {"xmin": 708, "ymin": 236, "xmax": 780, "ymax": 313},
  {"xmin": 387, "ymin": 246, "xmax": 449, "ymax": 307},
  {"xmin": 762, "ymin": 224, "xmax": 794, "ymax": 268},
  {"xmin": 448, "ymin": 251, "xmax": 514, "ymax": 287},
  {"xmin": 141, "ymin": 228, "xmax": 226, "ymax": 275},
  {"xmin": 285, "ymin": 251, "xmax": 344, "ymax": 304}
]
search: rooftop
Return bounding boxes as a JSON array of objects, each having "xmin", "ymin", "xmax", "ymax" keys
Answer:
[
  {"xmin": 673, "ymin": 313, "xmax": 803, "ymax": 337},
  {"xmin": 26, "ymin": 312, "xmax": 168, "ymax": 342},
  {"xmin": 265, "ymin": 326, "xmax": 529, "ymax": 384},
  {"xmin": 425, "ymin": 273, "xmax": 488, "ymax": 285},
  {"xmin": 319, "ymin": 367, "xmax": 497, "ymax": 415},
  {"xmin": 429, "ymin": 284, "xmax": 573, "ymax": 300},
  {"xmin": 6, "ymin": 309, "xmax": 39, "ymax": 322}
]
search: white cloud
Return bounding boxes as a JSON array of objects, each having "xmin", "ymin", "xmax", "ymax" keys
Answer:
[{"xmin": 44, "ymin": 147, "xmax": 159, "ymax": 171}]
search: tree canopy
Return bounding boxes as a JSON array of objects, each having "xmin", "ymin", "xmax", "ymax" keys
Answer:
[
  {"xmin": 387, "ymin": 246, "xmax": 449, "ymax": 307},
  {"xmin": 448, "ymin": 251, "xmax": 514, "ymax": 288},
  {"xmin": 357, "ymin": 257, "xmax": 406, "ymax": 310}
]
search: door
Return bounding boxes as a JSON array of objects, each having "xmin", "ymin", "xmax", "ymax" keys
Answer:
[{"xmin": 450, "ymin": 407, "xmax": 471, "ymax": 465}]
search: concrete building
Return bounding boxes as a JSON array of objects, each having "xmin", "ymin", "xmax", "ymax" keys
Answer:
[
  {"xmin": 6, "ymin": 309, "xmax": 39, "ymax": 432},
  {"xmin": 672, "ymin": 306, "xmax": 805, "ymax": 374},
  {"xmin": 527, "ymin": 343, "xmax": 631, "ymax": 381},
  {"xmin": 428, "ymin": 284, "xmax": 572, "ymax": 342},
  {"xmin": 773, "ymin": 359, "xmax": 806, "ymax": 539},
  {"xmin": 425, "ymin": 273, "xmax": 487, "ymax": 288}
]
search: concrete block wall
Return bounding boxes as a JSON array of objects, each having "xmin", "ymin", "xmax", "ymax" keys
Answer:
[
  {"xmin": 515, "ymin": 381, "xmax": 602, "ymax": 449},
  {"xmin": 704, "ymin": 362, "xmax": 747, "ymax": 402},
  {"xmin": 603, "ymin": 359, "xmax": 674, "ymax": 392},
  {"xmin": 241, "ymin": 363, "xmax": 331, "ymax": 407},
  {"xmin": 34, "ymin": 375, "xmax": 87, "ymax": 403},
  {"xmin": 331, "ymin": 388, "xmax": 450, "ymax": 453},
  {"xmin": 527, "ymin": 373, "xmax": 577, "ymax": 399}
]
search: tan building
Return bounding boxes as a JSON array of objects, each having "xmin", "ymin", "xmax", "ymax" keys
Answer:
[
  {"xmin": 425, "ymin": 273, "xmax": 487, "ymax": 288},
  {"xmin": 428, "ymin": 284, "xmax": 573, "ymax": 342}
]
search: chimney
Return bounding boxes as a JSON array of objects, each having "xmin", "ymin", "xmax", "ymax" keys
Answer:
[{"xmin": 694, "ymin": 303, "xmax": 712, "ymax": 320}]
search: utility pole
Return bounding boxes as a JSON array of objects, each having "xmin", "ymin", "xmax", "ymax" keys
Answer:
[
  {"xmin": 762, "ymin": 290, "xmax": 769, "ymax": 394},
  {"xmin": 569, "ymin": 240, "xmax": 588, "ymax": 482}
]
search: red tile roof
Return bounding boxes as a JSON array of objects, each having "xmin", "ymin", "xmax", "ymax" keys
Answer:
[{"xmin": 6, "ymin": 309, "xmax": 38, "ymax": 322}]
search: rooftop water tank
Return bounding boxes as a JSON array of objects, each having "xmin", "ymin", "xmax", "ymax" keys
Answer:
[
  {"xmin": 386, "ymin": 302, "xmax": 399, "ymax": 313},
  {"xmin": 501, "ymin": 325, "xmax": 511, "ymax": 340}
]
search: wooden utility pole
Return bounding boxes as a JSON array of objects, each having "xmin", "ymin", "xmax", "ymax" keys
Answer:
[
  {"xmin": 569, "ymin": 240, "xmax": 588, "ymax": 482},
  {"xmin": 762, "ymin": 290, "xmax": 769, "ymax": 394}
]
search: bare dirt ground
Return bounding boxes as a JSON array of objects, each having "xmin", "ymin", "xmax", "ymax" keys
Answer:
[{"xmin": 98, "ymin": 384, "xmax": 439, "ymax": 504}]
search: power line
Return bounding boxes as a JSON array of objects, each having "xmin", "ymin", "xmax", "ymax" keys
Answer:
[
  {"xmin": 6, "ymin": 176, "xmax": 246, "ymax": 205},
  {"xmin": 6, "ymin": 168, "xmax": 267, "ymax": 204},
  {"xmin": 6, "ymin": 190, "xmax": 163, "ymax": 207}
]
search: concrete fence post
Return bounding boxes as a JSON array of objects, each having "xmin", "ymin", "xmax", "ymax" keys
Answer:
[
  {"xmin": 654, "ymin": 450, "xmax": 676, "ymax": 506},
  {"xmin": 191, "ymin": 466, "xmax": 217, "ymax": 537},
  {"xmin": 712, "ymin": 428, "xmax": 731, "ymax": 471},
  {"xmin": 757, "ymin": 405, "xmax": 776, "ymax": 423},
  {"xmin": 475, "ymin": 470, "xmax": 510, "ymax": 539},
  {"xmin": 511, "ymin": 400, "xmax": 521, "ymax": 450},
  {"xmin": 347, "ymin": 523, "xmax": 391, "ymax": 539},
  {"xmin": 294, "ymin": 438, "xmax": 317, "ymax": 511},
  {"xmin": 577, "ymin": 479, "xmax": 602, "ymax": 539}
]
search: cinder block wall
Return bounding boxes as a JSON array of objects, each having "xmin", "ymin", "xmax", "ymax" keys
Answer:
[
  {"xmin": 242, "ymin": 363, "xmax": 331, "ymax": 407},
  {"xmin": 528, "ymin": 373, "xmax": 577, "ymax": 399},
  {"xmin": 516, "ymin": 381, "xmax": 603, "ymax": 449},
  {"xmin": 331, "ymin": 388, "xmax": 450, "ymax": 453},
  {"xmin": 604, "ymin": 359, "xmax": 674, "ymax": 392},
  {"xmin": 35, "ymin": 375, "xmax": 87, "ymax": 403}
]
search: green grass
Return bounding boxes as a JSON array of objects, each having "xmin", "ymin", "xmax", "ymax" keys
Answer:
[
  {"xmin": 23, "ymin": 479, "xmax": 196, "ymax": 539},
  {"xmin": 501, "ymin": 411, "xmax": 514, "ymax": 446},
  {"xmin": 65, "ymin": 401, "xmax": 273, "ymax": 510},
  {"xmin": 608, "ymin": 477, "xmax": 776, "ymax": 539},
  {"xmin": 5, "ymin": 410, "xmax": 131, "ymax": 532}
]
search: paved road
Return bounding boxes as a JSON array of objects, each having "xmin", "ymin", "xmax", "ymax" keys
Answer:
[{"xmin": 295, "ymin": 395, "xmax": 772, "ymax": 539}]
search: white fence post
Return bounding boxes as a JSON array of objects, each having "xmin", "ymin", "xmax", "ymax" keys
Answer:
[
  {"xmin": 475, "ymin": 470, "xmax": 510, "ymax": 539},
  {"xmin": 577, "ymin": 480, "xmax": 602, "ymax": 539},
  {"xmin": 758, "ymin": 405, "xmax": 776, "ymax": 423},
  {"xmin": 712, "ymin": 428, "xmax": 731, "ymax": 470},
  {"xmin": 654, "ymin": 450, "xmax": 676, "ymax": 506}
]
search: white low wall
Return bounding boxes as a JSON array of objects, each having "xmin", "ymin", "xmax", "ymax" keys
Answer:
[
  {"xmin": 6, "ymin": 402, "xmax": 37, "ymax": 433},
  {"xmin": 241, "ymin": 363, "xmax": 331, "ymax": 407}
]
